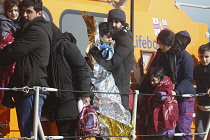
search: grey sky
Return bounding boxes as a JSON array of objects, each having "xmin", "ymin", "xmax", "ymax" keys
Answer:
[{"xmin": 175, "ymin": 0, "xmax": 210, "ymax": 36}]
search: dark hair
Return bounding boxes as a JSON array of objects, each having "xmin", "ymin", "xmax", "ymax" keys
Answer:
[
  {"xmin": 198, "ymin": 42, "xmax": 210, "ymax": 54},
  {"xmin": 98, "ymin": 22, "xmax": 113, "ymax": 37},
  {"xmin": 157, "ymin": 29, "xmax": 175, "ymax": 46},
  {"xmin": 21, "ymin": 0, "xmax": 42, "ymax": 12},
  {"xmin": 4, "ymin": 0, "xmax": 20, "ymax": 14},
  {"xmin": 157, "ymin": 29, "xmax": 184, "ymax": 55},
  {"xmin": 148, "ymin": 67, "xmax": 166, "ymax": 81}
]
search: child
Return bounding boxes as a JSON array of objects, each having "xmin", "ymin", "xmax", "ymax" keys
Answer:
[
  {"xmin": 98, "ymin": 21, "xmax": 115, "ymax": 60},
  {"xmin": 0, "ymin": 0, "xmax": 20, "ymax": 105},
  {"xmin": 144, "ymin": 67, "xmax": 179, "ymax": 140},
  {"xmin": 194, "ymin": 42, "xmax": 210, "ymax": 140},
  {"xmin": 86, "ymin": 22, "xmax": 114, "ymax": 68}
]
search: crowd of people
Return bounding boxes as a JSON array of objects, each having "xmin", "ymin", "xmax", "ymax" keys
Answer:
[
  {"xmin": 139, "ymin": 29, "xmax": 210, "ymax": 140},
  {"xmin": 0, "ymin": 0, "xmax": 209, "ymax": 140}
]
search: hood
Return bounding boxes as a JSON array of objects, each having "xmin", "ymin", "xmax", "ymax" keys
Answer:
[
  {"xmin": 175, "ymin": 30, "xmax": 191, "ymax": 50},
  {"xmin": 51, "ymin": 32, "xmax": 77, "ymax": 53},
  {"xmin": 0, "ymin": 15, "xmax": 11, "ymax": 22}
]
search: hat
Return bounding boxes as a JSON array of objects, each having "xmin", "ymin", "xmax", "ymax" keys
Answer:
[{"xmin": 108, "ymin": 9, "xmax": 126, "ymax": 23}]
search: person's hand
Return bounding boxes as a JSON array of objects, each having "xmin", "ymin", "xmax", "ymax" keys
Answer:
[
  {"xmin": 168, "ymin": 90, "xmax": 176, "ymax": 103},
  {"xmin": 91, "ymin": 57, "xmax": 96, "ymax": 64},
  {"xmin": 109, "ymin": 40, "xmax": 115, "ymax": 46},
  {"xmin": 79, "ymin": 97, "xmax": 90, "ymax": 106},
  {"xmin": 171, "ymin": 90, "xmax": 176, "ymax": 95},
  {"xmin": 154, "ymin": 92, "xmax": 162, "ymax": 98},
  {"xmin": 1, "ymin": 97, "xmax": 15, "ymax": 108},
  {"xmin": 207, "ymin": 89, "xmax": 210, "ymax": 97},
  {"xmin": 89, "ymin": 43, "xmax": 96, "ymax": 50}
]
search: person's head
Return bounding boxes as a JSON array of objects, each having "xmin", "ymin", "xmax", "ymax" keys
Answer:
[
  {"xmin": 148, "ymin": 67, "xmax": 165, "ymax": 87},
  {"xmin": 157, "ymin": 29, "xmax": 175, "ymax": 53},
  {"xmin": 20, "ymin": 0, "xmax": 43, "ymax": 23},
  {"xmin": 175, "ymin": 30, "xmax": 191, "ymax": 50},
  {"xmin": 3, "ymin": 0, "xmax": 20, "ymax": 21},
  {"xmin": 198, "ymin": 42, "xmax": 210, "ymax": 66},
  {"xmin": 99, "ymin": 22, "xmax": 113, "ymax": 44},
  {"xmin": 108, "ymin": 8, "xmax": 126, "ymax": 34}
]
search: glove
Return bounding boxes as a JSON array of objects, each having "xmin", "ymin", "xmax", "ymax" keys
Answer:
[
  {"xmin": 154, "ymin": 92, "xmax": 162, "ymax": 98},
  {"xmin": 1, "ymin": 97, "xmax": 15, "ymax": 108}
]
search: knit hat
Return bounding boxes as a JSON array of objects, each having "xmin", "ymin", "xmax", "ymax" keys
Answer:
[{"xmin": 108, "ymin": 9, "xmax": 126, "ymax": 24}]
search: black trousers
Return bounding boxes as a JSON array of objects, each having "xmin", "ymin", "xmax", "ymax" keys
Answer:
[{"xmin": 56, "ymin": 120, "xmax": 77, "ymax": 140}]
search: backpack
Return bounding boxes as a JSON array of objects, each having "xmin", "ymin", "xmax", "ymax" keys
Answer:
[{"xmin": 77, "ymin": 105, "xmax": 100, "ymax": 137}]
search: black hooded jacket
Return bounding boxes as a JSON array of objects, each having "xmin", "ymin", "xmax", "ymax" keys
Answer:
[{"xmin": 47, "ymin": 32, "xmax": 91, "ymax": 120}]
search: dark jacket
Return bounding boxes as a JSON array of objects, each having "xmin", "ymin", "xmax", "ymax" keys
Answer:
[
  {"xmin": 140, "ymin": 31, "xmax": 195, "ymax": 98},
  {"xmin": 90, "ymin": 24, "xmax": 134, "ymax": 109},
  {"xmin": 194, "ymin": 63, "xmax": 210, "ymax": 106},
  {"xmin": 151, "ymin": 49, "xmax": 195, "ymax": 97},
  {"xmin": 0, "ymin": 16, "xmax": 54, "ymax": 95},
  {"xmin": 47, "ymin": 32, "xmax": 91, "ymax": 120}
]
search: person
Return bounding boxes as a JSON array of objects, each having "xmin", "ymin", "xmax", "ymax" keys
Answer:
[
  {"xmin": 45, "ymin": 32, "xmax": 91, "ymax": 140},
  {"xmin": 90, "ymin": 8, "xmax": 134, "ymax": 110},
  {"xmin": 0, "ymin": 0, "xmax": 58, "ymax": 138},
  {"xmin": 144, "ymin": 67, "xmax": 179, "ymax": 140},
  {"xmin": 98, "ymin": 21, "xmax": 115, "ymax": 60},
  {"xmin": 0, "ymin": 0, "xmax": 20, "ymax": 104},
  {"xmin": 140, "ymin": 29, "xmax": 195, "ymax": 140},
  {"xmin": 194, "ymin": 42, "xmax": 210, "ymax": 140},
  {"xmin": 88, "ymin": 21, "xmax": 131, "ymax": 137}
]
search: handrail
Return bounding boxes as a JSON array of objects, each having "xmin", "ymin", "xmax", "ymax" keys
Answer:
[{"xmin": 175, "ymin": 1, "xmax": 210, "ymax": 9}]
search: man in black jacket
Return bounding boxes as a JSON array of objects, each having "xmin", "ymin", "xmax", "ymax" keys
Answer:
[
  {"xmin": 0, "ymin": 0, "xmax": 57, "ymax": 138},
  {"xmin": 90, "ymin": 8, "xmax": 134, "ymax": 110}
]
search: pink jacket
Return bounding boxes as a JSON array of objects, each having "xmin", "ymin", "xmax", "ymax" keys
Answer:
[
  {"xmin": 0, "ymin": 31, "xmax": 15, "ymax": 103},
  {"xmin": 148, "ymin": 76, "xmax": 179, "ymax": 132}
]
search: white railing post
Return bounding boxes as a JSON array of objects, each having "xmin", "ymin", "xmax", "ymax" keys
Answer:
[
  {"xmin": 131, "ymin": 90, "xmax": 139, "ymax": 140},
  {"xmin": 33, "ymin": 86, "xmax": 41, "ymax": 140},
  {"xmin": 203, "ymin": 114, "xmax": 210, "ymax": 140}
]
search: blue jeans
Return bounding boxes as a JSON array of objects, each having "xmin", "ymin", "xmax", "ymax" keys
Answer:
[
  {"xmin": 195, "ymin": 107, "xmax": 210, "ymax": 140},
  {"xmin": 175, "ymin": 97, "xmax": 195, "ymax": 140},
  {"xmin": 15, "ymin": 94, "xmax": 47, "ymax": 138}
]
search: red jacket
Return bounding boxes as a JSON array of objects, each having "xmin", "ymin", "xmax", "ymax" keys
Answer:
[
  {"xmin": 148, "ymin": 76, "xmax": 179, "ymax": 132},
  {"xmin": 0, "ymin": 31, "xmax": 15, "ymax": 103}
]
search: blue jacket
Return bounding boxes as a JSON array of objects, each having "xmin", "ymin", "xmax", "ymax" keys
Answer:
[{"xmin": 151, "ymin": 49, "xmax": 195, "ymax": 96}]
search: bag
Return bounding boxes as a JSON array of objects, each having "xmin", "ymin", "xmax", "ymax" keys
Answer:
[{"xmin": 77, "ymin": 105, "xmax": 100, "ymax": 137}]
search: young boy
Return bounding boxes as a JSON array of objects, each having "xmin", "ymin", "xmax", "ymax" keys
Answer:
[
  {"xmin": 87, "ymin": 22, "xmax": 114, "ymax": 67},
  {"xmin": 98, "ymin": 21, "xmax": 115, "ymax": 60},
  {"xmin": 194, "ymin": 42, "xmax": 210, "ymax": 140}
]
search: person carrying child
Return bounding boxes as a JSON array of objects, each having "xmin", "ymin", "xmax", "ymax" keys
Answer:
[
  {"xmin": 90, "ymin": 9, "xmax": 134, "ymax": 111},
  {"xmin": 194, "ymin": 42, "xmax": 210, "ymax": 140},
  {"xmin": 0, "ymin": 0, "xmax": 21, "ymax": 104},
  {"xmin": 140, "ymin": 29, "xmax": 195, "ymax": 140},
  {"xmin": 87, "ymin": 21, "xmax": 132, "ymax": 139}
]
